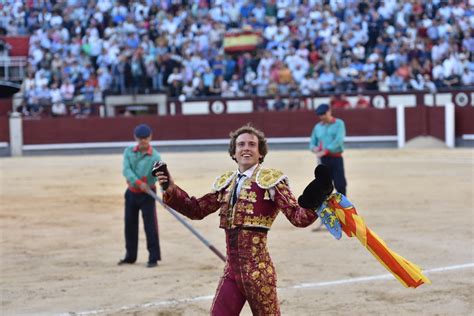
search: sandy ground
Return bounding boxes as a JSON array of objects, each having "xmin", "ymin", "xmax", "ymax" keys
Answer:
[{"xmin": 0, "ymin": 148, "xmax": 473, "ymax": 316}]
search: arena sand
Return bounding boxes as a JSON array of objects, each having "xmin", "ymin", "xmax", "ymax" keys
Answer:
[{"xmin": 0, "ymin": 148, "xmax": 473, "ymax": 315}]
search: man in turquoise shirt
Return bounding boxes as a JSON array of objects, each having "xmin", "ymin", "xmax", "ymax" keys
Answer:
[
  {"xmin": 309, "ymin": 103, "xmax": 347, "ymax": 195},
  {"xmin": 119, "ymin": 124, "xmax": 162, "ymax": 268}
]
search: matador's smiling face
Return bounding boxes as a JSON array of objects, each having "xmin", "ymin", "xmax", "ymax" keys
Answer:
[{"xmin": 233, "ymin": 133, "xmax": 261, "ymax": 172}]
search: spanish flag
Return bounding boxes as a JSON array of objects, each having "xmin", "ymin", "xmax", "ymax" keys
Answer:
[
  {"xmin": 223, "ymin": 30, "xmax": 261, "ymax": 53},
  {"xmin": 321, "ymin": 193, "xmax": 431, "ymax": 288}
]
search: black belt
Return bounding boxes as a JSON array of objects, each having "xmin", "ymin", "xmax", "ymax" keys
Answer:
[
  {"xmin": 227, "ymin": 227, "xmax": 269, "ymax": 234},
  {"xmin": 227, "ymin": 227, "xmax": 269, "ymax": 249},
  {"xmin": 241, "ymin": 227, "xmax": 268, "ymax": 233}
]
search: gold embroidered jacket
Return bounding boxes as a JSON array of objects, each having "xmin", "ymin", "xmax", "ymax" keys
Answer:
[{"xmin": 163, "ymin": 165, "xmax": 317, "ymax": 230}]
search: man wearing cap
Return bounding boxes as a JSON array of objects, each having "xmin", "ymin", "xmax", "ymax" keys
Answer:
[
  {"xmin": 309, "ymin": 103, "xmax": 347, "ymax": 195},
  {"xmin": 119, "ymin": 123, "xmax": 162, "ymax": 268}
]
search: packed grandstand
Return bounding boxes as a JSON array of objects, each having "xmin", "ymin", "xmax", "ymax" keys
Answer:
[{"xmin": 0, "ymin": 0, "xmax": 473, "ymax": 117}]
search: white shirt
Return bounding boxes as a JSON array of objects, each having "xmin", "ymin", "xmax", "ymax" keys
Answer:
[
  {"xmin": 233, "ymin": 164, "xmax": 257, "ymax": 206},
  {"xmin": 233, "ymin": 164, "xmax": 276, "ymax": 204}
]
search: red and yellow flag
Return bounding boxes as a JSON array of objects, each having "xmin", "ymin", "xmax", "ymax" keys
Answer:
[
  {"xmin": 326, "ymin": 193, "xmax": 431, "ymax": 288},
  {"xmin": 223, "ymin": 30, "xmax": 261, "ymax": 53}
]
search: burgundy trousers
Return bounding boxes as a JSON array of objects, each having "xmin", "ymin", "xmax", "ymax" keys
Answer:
[{"xmin": 210, "ymin": 228, "xmax": 280, "ymax": 316}]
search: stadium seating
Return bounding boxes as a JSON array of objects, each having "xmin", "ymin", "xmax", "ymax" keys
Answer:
[{"xmin": 0, "ymin": 0, "xmax": 472, "ymax": 117}]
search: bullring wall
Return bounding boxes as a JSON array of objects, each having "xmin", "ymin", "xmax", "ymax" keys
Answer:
[{"xmin": 2, "ymin": 106, "xmax": 471, "ymax": 146}]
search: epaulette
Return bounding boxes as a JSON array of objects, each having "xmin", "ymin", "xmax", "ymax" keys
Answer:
[
  {"xmin": 256, "ymin": 168, "xmax": 288, "ymax": 189},
  {"xmin": 212, "ymin": 171, "xmax": 236, "ymax": 192}
]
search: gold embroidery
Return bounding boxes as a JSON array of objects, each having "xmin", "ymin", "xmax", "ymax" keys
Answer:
[
  {"xmin": 242, "ymin": 178, "xmax": 252, "ymax": 189},
  {"xmin": 262, "ymin": 286, "xmax": 271, "ymax": 294},
  {"xmin": 244, "ymin": 203, "xmax": 254, "ymax": 214},
  {"xmin": 212, "ymin": 171, "xmax": 236, "ymax": 191},
  {"xmin": 264, "ymin": 190, "xmax": 270, "ymax": 200},
  {"xmin": 256, "ymin": 168, "xmax": 288, "ymax": 189},
  {"xmin": 243, "ymin": 215, "xmax": 274, "ymax": 228},
  {"xmin": 223, "ymin": 189, "xmax": 231, "ymax": 203},
  {"xmin": 242, "ymin": 191, "xmax": 257, "ymax": 203},
  {"xmin": 240, "ymin": 189, "xmax": 248, "ymax": 200},
  {"xmin": 233, "ymin": 230, "xmax": 280, "ymax": 315}
]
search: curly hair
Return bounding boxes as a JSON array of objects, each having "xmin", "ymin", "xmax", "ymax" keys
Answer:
[{"xmin": 228, "ymin": 124, "xmax": 268, "ymax": 163}]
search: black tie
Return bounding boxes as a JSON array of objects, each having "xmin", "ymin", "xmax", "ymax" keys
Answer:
[{"xmin": 231, "ymin": 174, "xmax": 245, "ymax": 206}]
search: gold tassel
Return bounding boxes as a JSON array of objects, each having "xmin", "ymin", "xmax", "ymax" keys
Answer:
[{"xmin": 264, "ymin": 190, "xmax": 270, "ymax": 200}]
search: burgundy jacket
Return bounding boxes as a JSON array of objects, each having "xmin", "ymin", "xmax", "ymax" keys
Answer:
[{"xmin": 163, "ymin": 165, "xmax": 317, "ymax": 230}]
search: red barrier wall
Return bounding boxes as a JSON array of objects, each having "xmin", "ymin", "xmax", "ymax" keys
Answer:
[
  {"xmin": 0, "ymin": 99, "xmax": 12, "ymax": 116},
  {"xmin": 0, "ymin": 107, "xmax": 469, "ymax": 145},
  {"xmin": 456, "ymin": 107, "xmax": 474, "ymax": 136},
  {"xmin": 21, "ymin": 109, "xmax": 397, "ymax": 145},
  {"xmin": 405, "ymin": 107, "xmax": 445, "ymax": 141},
  {"xmin": 0, "ymin": 116, "xmax": 9, "ymax": 142}
]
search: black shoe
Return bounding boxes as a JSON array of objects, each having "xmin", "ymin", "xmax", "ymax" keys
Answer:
[
  {"xmin": 117, "ymin": 259, "xmax": 135, "ymax": 265},
  {"xmin": 146, "ymin": 262, "xmax": 158, "ymax": 268}
]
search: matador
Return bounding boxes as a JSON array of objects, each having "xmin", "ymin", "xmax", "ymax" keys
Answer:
[{"xmin": 155, "ymin": 125, "xmax": 332, "ymax": 315}]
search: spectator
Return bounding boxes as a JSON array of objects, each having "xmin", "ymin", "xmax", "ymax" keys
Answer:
[
  {"xmin": 167, "ymin": 80, "xmax": 182, "ymax": 97},
  {"xmin": 318, "ymin": 66, "xmax": 336, "ymax": 92},
  {"xmin": 330, "ymin": 94, "xmax": 350, "ymax": 110},
  {"xmin": 60, "ymin": 78, "xmax": 76, "ymax": 102},
  {"xmin": 0, "ymin": 39, "xmax": 12, "ymax": 56},
  {"xmin": 16, "ymin": 102, "xmax": 31, "ymax": 117},
  {"xmin": 354, "ymin": 94, "xmax": 370, "ymax": 109},
  {"xmin": 167, "ymin": 67, "xmax": 183, "ymax": 86},
  {"xmin": 182, "ymin": 81, "xmax": 195, "ymax": 98},
  {"xmin": 3, "ymin": 0, "xmax": 468, "ymax": 115},
  {"xmin": 288, "ymin": 94, "xmax": 302, "ymax": 111},
  {"xmin": 69, "ymin": 103, "xmax": 81, "ymax": 117},
  {"xmin": 84, "ymin": 73, "xmax": 98, "ymax": 102},
  {"xmin": 432, "ymin": 61, "xmax": 445, "ymax": 87},
  {"xmin": 228, "ymin": 74, "xmax": 244, "ymax": 97},
  {"xmin": 131, "ymin": 53, "xmax": 146, "ymax": 93},
  {"xmin": 21, "ymin": 73, "xmax": 36, "ymax": 96},
  {"xmin": 272, "ymin": 95, "xmax": 286, "ymax": 111},
  {"xmin": 378, "ymin": 71, "xmax": 390, "ymax": 92},
  {"xmin": 252, "ymin": 72, "xmax": 269, "ymax": 97},
  {"xmin": 36, "ymin": 83, "xmax": 51, "ymax": 107},
  {"xmin": 51, "ymin": 102, "xmax": 67, "ymax": 117},
  {"xmin": 299, "ymin": 74, "xmax": 312, "ymax": 96},
  {"xmin": 202, "ymin": 67, "xmax": 215, "ymax": 95},
  {"xmin": 97, "ymin": 67, "xmax": 113, "ymax": 93},
  {"xmin": 81, "ymin": 103, "xmax": 92, "ymax": 117},
  {"xmin": 423, "ymin": 75, "xmax": 437, "ymax": 93},
  {"xmin": 255, "ymin": 98, "xmax": 268, "ymax": 112},
  {"xmin": 443, "ymin": 72, "xmax": 460, "ymax": 88},
  {"xmin": 243, "ymin": 67, "xmax": 256, "ymax": 94},
  {"xmin": 461, "ymin": 68, "xmax": 474, "ymax": 86},
  {"xmin": 50, "ymin": 82, "xmax": 62, "ymax": 106},
  {"xmin": 206, "ymin": 75, "xmax": 220, "ymax": 96},
  {"xmin": 388, "ymin": 73, "xmax": 406, "ymax": 91}
]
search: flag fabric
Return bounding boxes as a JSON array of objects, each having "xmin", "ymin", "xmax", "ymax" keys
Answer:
[
  {"xmin": 223, "ymin": 30, "xmax": 261, "ymax": 53},
  {"xmin": 316, "ymin": 199, "xmax": 342, "ymax": 240},
  {"xmin": 319, "ymin": 193, "xmax": 431, "ymax": 288}
]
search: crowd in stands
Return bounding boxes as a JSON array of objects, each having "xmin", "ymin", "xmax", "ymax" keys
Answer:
[{"xmin": 1, "ymin": 0, "xmax": 473, "ymax": 116}]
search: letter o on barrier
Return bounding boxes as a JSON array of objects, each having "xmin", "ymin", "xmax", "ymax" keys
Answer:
[
  {"xmin": 210, "ymin": 101, "xmax": 225, "ymax": 114},
  {"xmin": 454, "ymin": 92, "xmax": 468, "ymax": 107},
  {"xmin": 372, "ymin": 95, "xmax": 386, "ymax": 109}
]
